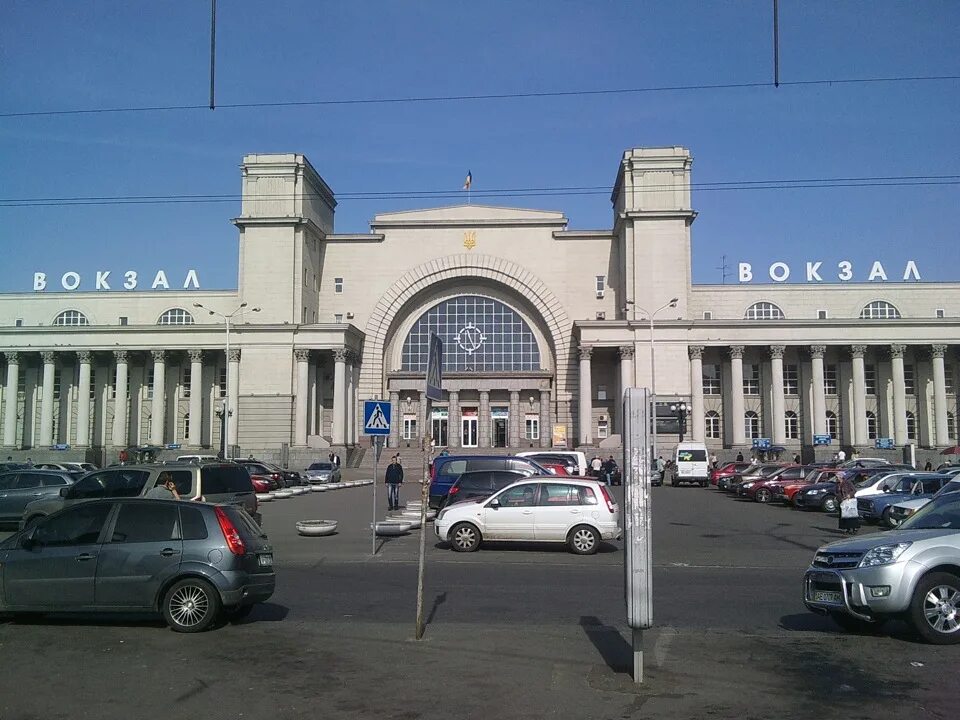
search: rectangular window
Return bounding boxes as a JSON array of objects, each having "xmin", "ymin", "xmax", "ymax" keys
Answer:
[
  {"xmin": 15, "ymin": 318, "xmax": 23, "ymax": 327},
  {"xmin": 743, "ymin": 364, "xmax": 760, "ymax": 395},
  {"xmin": 119, "ymin": 316, "xmax": 128, "ymax": 326},
  {"xmin": 403, "ymin": 416, "xmax": 417, "ymax": 440},
  {"xmin": 702, "ymin": 311, "xmax": 713, "ymax": 320},
  {"xmin": 596, "ymin": 384, "xmax": 607, "ymax": 401},
  {"xmin": 904, "ymin": 364, "xmax": 915, "ymax": 395},
  {"xmin": 218, "ymin": 368, "xmax": 227, "ymax": 396},
  {"xmin": 525, "ymin": 416, "xmax": 540, "ymax": 440},
  {"xmin": 334, "ymin": 313, "xmax": 343, "ymax": 323},
  {"xmin": 824, "ymin": 364, "xmax": 838, "ymax": 396},
  {"xmin": 783, "ymin": 364, "xmax": 799, "ymax": 395},
  {"xmin": 302, "ymin": 307, "xmax": 307, "ymax": 324},
  {"xmin": 703, "ymin": 364, "xmax": 721, "ymax": 395},
  {"xmin": 784, "ymin": 412, "xmax": 799, "ymax": 440},
  {"xmin": 946, "ymin": 366, "xmax": 954, "ymax": 395},
  {"xmin": 597, "ymin": 419, "xmax": 609, "ymax": 439},
  {"xmin": 817, "ymin": 309, "xmax": 828, "ymax": 319},
  {"xmin": 146, "ymin": 369, "xmax": 154, "ymax": 399},
  {"xmin": 705, "ymin": 412, "xmax": 721, "ymax": 439},
  {"xmin": 936, "ymin": 308, "xmax": 945, "ymax": 319},
  {"xmin": 53, "ymin": 368, "xmax": 61, "ymax": 401},
  {"xmin": 595, "ymin": 275, "xmax": 605, "ymax": 296},
  {"xmin": 334, "ymin": 277, "xmax": 344, "ymax": 293},
  {"xmin": 865, "ymin": 364, "xmax": 877, "ymax": 396}
]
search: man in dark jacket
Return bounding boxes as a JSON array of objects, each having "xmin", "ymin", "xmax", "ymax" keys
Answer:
[{"xmin": 385, "ymin": 457, "xmax": 404, "ymax": 511}]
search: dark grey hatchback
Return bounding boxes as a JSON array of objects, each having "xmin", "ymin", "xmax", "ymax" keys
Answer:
[{"xmin": 0, "ymin": 498, "xmax": 275, "ymax": 632}]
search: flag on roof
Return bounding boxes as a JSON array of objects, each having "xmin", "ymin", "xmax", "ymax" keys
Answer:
[{"xmin": 462, "ymin": 170, "xmax": 472, "ymax": 190}]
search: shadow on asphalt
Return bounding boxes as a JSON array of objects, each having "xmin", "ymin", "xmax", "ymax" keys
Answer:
[
  {"xmin": 779, "ymin": 612, "xmax": 922, "ymax": 643},
  {"xmin": 579, "ymin": 615, "xmax": 631, "ymax": 674},
  {"xmin": 425, "ymin": 591, "xmax": 447, "ymax": 625},
  {"xmin": 232, "ymin": 602, "xmax": 289, "ymax": 624},
  {"xmin": 431, "ymin": 541, "xmax": 619, "ymax": 554}
]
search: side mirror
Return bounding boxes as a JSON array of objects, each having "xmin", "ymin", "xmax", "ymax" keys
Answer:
[
  {"xmin": 487, "ymin": 498, "xmax": 500, "ymax": 509},
  {"xmin": 59, "ymin": 487, "xmax": 69, "ymax": 498}
]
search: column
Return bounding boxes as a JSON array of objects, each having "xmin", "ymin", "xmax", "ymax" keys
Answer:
[
  {"xmin": 346, "ymin": 354, "xmax": 356, "ymax": 445},
  {"xmin": 688, "ymin": 346, "xmax": 705, "ymax": 443},
  {"xmin": 308, "ymin": 360, "xmax": 318, "ymax": 437},
  {"xmin": 389, "ymin": 391, "xmax": 401, "ymax": 448},
  {"xmin": 111, "ymin": 350, "xmax": 129, "ymax": 447},
  {"xmin": 448, "ymin": 390, "xmax": 460, "ymax": 448},
  {"xmin": 294, "ymin": 349, "xmax": 310, "ymax": 445},
  {"xmin": 39, "ymin": 351, "xmax": 56, "ymax": 447},
  {"xmin": 418, "ymin": 390, "xmax": 428, "ymax": 444},
  {"xmin": 509, "ymin": 390, "xmax": 521, "ymax": 447},
  {"xmin": 3, "ymin": 352, "xmax": 19, "ymax": 447},
  {"xmin": 890, "ymin": 344, "xmax": 907, "ymax": 445},
  {"xmin": 932, "ymin": 345, "xmax": 950, "ymax": 446},
  {"xmin": 810, "ymin": 345, "xmax": 827, "ymax": 439},
  {"xmin": 478, "ymin": 390, "xmax": 490, "ymax": 448},
  {"xmin": 729, "ymin": 345, "xmax": 746, "ymax": 446},
  {"xmin": 150, "ymin": 350, "xmax": 166, "ymax": 445},
  {"xmin": 579, "ymin": 344, "xmax": 593, "ymax": 446},
  {"xmin": 618, "ymin": 345, "xmax": 635, "ymax": 436},
  {"xmin": 316, "ymin": 357, "xmax": 325, "ymax": 439},
  {"xmin": 332, "ymin": 349, "xmax": 347, "ymax": 445},
  {"xmin": 187, "ymin": 350, "xmax": 204, "ymax": 447},
  {"xmin": 769, "ymin": 345, "xmax": 786, "ymax": 445},
  {"xmin": 227, "ymin": 349, "xmax": 240, "ymax": 447},
  {"xmin": 539, "ymin": 389, "xmax": 551, "ymax": 448},
  {"xmin": 76, "ymin": 351, "xmax": 93, "ymax": 447},
  {"xmin": 851, "ymin": 345, "xmax": 868, "ymax": 446}
]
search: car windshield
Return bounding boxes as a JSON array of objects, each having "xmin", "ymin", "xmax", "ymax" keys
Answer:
[
  {"xmin": 900, "ymin": 495, "xmax": 960, "ymax": 530},
  {"xmin": 308, "ymin": 463, "xmax": 333, "ymax": 471},
  {"xmin": 933, "ymin": 481, "xmax": 960, "ymax": 498}
]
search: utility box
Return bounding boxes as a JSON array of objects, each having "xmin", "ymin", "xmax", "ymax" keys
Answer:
[{"xmin": 623, "ymin": 387, "xmax": 653, "ymax": 629}]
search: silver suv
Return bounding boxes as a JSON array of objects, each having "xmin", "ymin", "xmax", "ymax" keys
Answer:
[
  {"xmin": 804, "ymin": 492, "xmax": 960, "ymax": 644},
  {"xmin": 20, "ymin": 462, "xmax": 259, "ymax": 529}
]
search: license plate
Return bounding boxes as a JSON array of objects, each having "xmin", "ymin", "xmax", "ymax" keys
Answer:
[
  {"xmin": 258, "ymin": 553, "xmax": 273, "ymax": 567},
  {"xmin": 813, "ymin": 590, "xmax": 842, "ymax": 603}
]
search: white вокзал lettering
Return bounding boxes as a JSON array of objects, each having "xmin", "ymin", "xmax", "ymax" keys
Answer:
[
  {"xmin": 737, "ymin": 260, "xmax": 921, "ymax": 283},
  {"xmin": 29, "ymin": 269, "xmax": 201, "ymax": 292}
]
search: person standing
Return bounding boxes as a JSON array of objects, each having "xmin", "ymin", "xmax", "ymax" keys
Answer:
[
  {"xmin": 837, "ymin": 476, "xmax": 860, "ymax": 535},
  {"xmin": 709, "ymin": 453, "xmax": 718, "ymax": 471},
  {"xmin": 655, "ymin": 455, "xmax": 666, "ymax": 483},
  {"xmin": 793, "ymin": 453, "xmax": 801, "ymax": 465},
  {"xmin": 735, "ymin": 451, "xmax": 744, "ymax": 462},
  {"xmin": 590, "ymin": 455, "xmax": 603, "ymax": 478},
  {"xmin": 836, "ymin": 448, "xmax": 846, "ymax": 463},
  {"xmin": 385, "ymin": 456, "xmax": 404, "ymax": 511}
]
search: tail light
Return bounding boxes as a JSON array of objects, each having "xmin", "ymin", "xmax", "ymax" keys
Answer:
[
  {"xmin": 449, "ymin": 486, "xmax": 460, "ymax": 496},
  {"xmin": 598, "ymin": 484, "xmax": 616, "ymax": 513},
  {"xmin": 215, "ymin": 506, "xmax": 246, "ymax": 556},
  {"xmin": 271, "ymin": 473, "xmax": 281, "ymax": 481}
]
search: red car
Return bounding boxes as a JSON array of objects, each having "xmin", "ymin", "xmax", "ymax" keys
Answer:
[
  {"xmin": 540, "ymin": 463, "xmax": 570, "ymax": 476},
  {"xmin": 771, "ymin": 467, "xmax": 841, "ymax": 503},
  {"xmin": 710, "ymin": 462, "xmax": 753, "ymax": 488},
  {"xmin": 743, "ymin": 465, "xmax": 816, "ymax": 503}
]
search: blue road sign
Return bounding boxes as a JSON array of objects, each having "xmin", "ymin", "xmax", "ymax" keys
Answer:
[
  {"xmin": 363, "ymin": 400, "xmax": 392, "ymax": 436},
  {"xmin": 813, "ymin": 434, "xmax": 832, "ymax": 446},
  {"xmin": 752, "ymin": 437, "xmax": 771, "ymax": 449},
  {"xmin": 426, "ymin": 333, "xmax": 443, "ymax": 401},
  {"xmin": 875, "ymin": 437, "xmax": 895, "ymax": 450}
]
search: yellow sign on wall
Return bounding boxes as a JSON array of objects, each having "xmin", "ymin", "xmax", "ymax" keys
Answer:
[
  {"xmin": 552, "ymin": 424, "xmax": 567, "ymax": 448},
  {"xmin": 463, "ymin": 231, "xmax": 477, "ymax": 250}
]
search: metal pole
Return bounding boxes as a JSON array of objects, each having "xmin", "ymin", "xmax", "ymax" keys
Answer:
[
  {"xmin": 209, "ymin": 0, "xmax": 217, "ymax": 109},
  {"xmin": 224, "ymin": 315, "xmax": 231, "ymax": 456},
  {"xmin": 633, "ymin": 628, "xmax": 644, "ymax": 684},
  {"xmin": 415, "ymin": 402, "xmax": 432, "ymax": 639},
  {"xmin": 372, "ymin": 437, "xmax": 380, "ymax": 555},
  {"xmin": 649, "ymin": 315, "xmax": 657, "ymax": 473},
  {"xmin": 773, "ymin": 0, "xmax": 780, "ymax": 88}
]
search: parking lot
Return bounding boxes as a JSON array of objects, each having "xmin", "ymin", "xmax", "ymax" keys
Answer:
[{"xmin": 0, "ymin": 472, "xmax": 955, "ymax": 720}]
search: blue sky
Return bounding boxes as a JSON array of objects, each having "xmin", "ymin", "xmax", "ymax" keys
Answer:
[{"xmin": 1, "ymin": 0, "xmax": 957, "ymax": 292}]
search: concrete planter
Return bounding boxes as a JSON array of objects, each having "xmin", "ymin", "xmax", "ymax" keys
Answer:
[
  {"xmin": 296, "ymin": 520, "xmax": 338, "ymax": 536},
  {"xmin": 309, "ymin": 485, "xmax": 328, "ymax": 492},
  {"xmin": 372, "ymin": 521, "xmax": 413, "ymax": 536},
  {"xmin": 274, "ymin": 489, "xmax": 294, "ymax": 499},
  {"xmin": 256, "ymin": 493, "xmax": 273, "ymax": 502}
]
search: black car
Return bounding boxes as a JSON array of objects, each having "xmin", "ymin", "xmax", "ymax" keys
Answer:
[
  {"xmin": 441, "ymin": 469, "xmax": 534, "ymax": 509},
  {"xmin": 233, "ymin": 460, "xmax": 287, "ymax": 489}
]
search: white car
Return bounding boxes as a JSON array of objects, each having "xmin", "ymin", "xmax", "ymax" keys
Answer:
[
  {"xmin": 434, "ymin": 478, "xmax": 620, "ymax": 555},
  {"xmin": 854, "ymin": 472, "xmax": 913, "ymax": 498}
]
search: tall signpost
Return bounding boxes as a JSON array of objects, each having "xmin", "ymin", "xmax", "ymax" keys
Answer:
[
  {"xmin": 416, "ymin": 333, "xmax": 443, "ymax": 640},
  {"xmin": 623, "ymin": 387, "xmax": 653, "ymax": 683},
  {"xmin": 363, "ymin": 399, "xmax": 392, "ymax": 556}
]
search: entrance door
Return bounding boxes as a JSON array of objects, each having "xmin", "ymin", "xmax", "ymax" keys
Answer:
[
  {"xmin": 431, "ymin": 417, "xmax": 448, "ymax": 447},
  {"xmin": 461, "ymin": 417, "xmax": 478, "ymax": 448},
  {"xmin": 493, "ymin": 419, "xmax": 508, "ymax": 447}
]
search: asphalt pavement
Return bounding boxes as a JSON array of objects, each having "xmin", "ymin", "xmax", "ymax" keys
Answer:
[{"xmin": 0, "ymin": 473, "xmax": 955, "ymax": 720}]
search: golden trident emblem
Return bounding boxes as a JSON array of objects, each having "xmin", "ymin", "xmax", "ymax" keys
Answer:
[{"xmin": 463, "ymin": 231, "xmax": 477, "ymax": 250}]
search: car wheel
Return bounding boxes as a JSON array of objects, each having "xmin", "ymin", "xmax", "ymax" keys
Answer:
[
  {"xmin": 568, "ymin": 525, "xmax": 600, "ymax": 555},
  {"xmin": 821, "ymin": 495, "xmax": 838, "ymax": 513},
  {"xmin": 755, "ymin": 488, "xmax": 771, "ymax": 504},
  {"xmin": 449, "ymin": 522, "xmax": 481, "ymax": 552},
  {"xmin": 162, "ymin": 578, "xmax": 222, "ymax": 633},
  {"xmin": 829, "ymin": 612, "xmax": 886, "ymax": 634},
  {"xmin": 881, "ymin": 506, "xmax": 896, "ymax": 529},
  {"xmin": 908, "ymin": 572, "xmax": 960, "ymax": 644}
]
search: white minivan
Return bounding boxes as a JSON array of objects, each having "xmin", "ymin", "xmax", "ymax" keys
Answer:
[{"xmin": 673, "ymin": 442, "xmax": 709, "ymax": 487}]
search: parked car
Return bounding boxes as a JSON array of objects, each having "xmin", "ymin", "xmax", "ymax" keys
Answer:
[
  {"xmin": 429, "ymin": 455, "xmax": 550, "ymax": 509},
  {"xmin": 0, "ymin": 469, "xmax": 83, "ymax": 526},
  {"xmin": 857, "ymin": 474, "xmax": 953, "ymax": 527},
  {"xmin": 516, "ymin": 450, "xmax": 588, "ymax": 477},
  {"xmin": 890, "ymin": 479, "xmax": 960, "ymax": 526},
  {"xmin": 538, "ymin": 462, "xmax": 571, "ymax": 477},
  {"xmin": 177, "ymin": 454, "xmax": 220, "ymax": 464},
  {"xmin": 854, "ymin": 469, "xmax": 917, "ymax": 498},
  {"xmin": 672, "ymin": 442, "xmax": 709, "ymax": 487},
  {"xmin": 234, "ymin": 460, "xmax": 285, "ymax": 490},
  {"xmin": 0, "ymin": 498, "xmax": 274, "ymax": 632},
  {"xmin": 710, "ymin": 462, "xmax": 753, "ymax": 488},
  {"xmin": 744, "ymin": 465, "xmax": 814, "ymax": 503},
  {"xmin": 20, "ymin": 462, "xmax": 259, "ymax": 528},
  {"xmin": 441, "ymin": 470, "xmax": 532, "ymax": 509},
  {"xmin": 794, "ymin": 478, "xmax": 843, "ymax": 512},
  {"xmin": 434, "ymin": 478, "xmax": 620, "ymax": 555},
  {"xmin": 303, "ymin": 461, "xmax": 341, "ymax": 484},
  {"xmin": 728, "ymin": 464, "xmax": 787, "ymax": 494},
  {"xmin": 803, "ymin": 492, "xmax": 960, "ymax": 643},
  {"xmin": 770, "ymin": 468, "xmax": 841, "ymax": 504},
  {"xmin": 513, "ymin": 453, "xmax": 579, "ymax": 476},
  {"xmin": 838, "ymin": 458, "xmax": 891, "ymax": 469}
]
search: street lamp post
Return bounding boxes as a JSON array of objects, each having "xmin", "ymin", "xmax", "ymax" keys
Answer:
[
  {"xmin": 670, "ymin": 402, "xmax": 689, "ymax": 442},
  {"xmin": 194, "ymin": 301, "xmax": 260, "ymax": 456},
  {"xmin": 628, "ymin": 298, "xmax": 679, "ymax": 475}
]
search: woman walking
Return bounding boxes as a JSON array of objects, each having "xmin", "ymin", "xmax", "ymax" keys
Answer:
[{"xmin": 837, "ymin": 476, "xmax": 860, "ymax": 535}]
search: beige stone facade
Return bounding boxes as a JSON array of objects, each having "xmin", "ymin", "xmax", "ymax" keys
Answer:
[{"xmin": 1, "ymin": 147, "xmax": 958, "ymax": 464}]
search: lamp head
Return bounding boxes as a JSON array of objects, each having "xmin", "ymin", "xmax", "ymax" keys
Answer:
[
  {"xmin": 192, "ymin": 302, "xmax": 202, "ymax": 308},
  {"xmin": 239, "ymin": 302, "xmax": 248, "ymax": 309},
  {"xmin": 669, "ymin": 298, "xmax": 679, "ymax": 307},
  {"xmin": 251, "ymin": 307, "xmax": 261, "ymax": 313}
]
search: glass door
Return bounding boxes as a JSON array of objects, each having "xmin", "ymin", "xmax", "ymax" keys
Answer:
[
  {"xmin": 493, "ymin": 419, "xmax": 508, "ymax": 447},
  {"xmin": 431, "ymin": 417, "xmax": 448, "ymax": 446},
  {"xmin": 461, "ymin": 417, "xmax": 478, "ymax": 448}
]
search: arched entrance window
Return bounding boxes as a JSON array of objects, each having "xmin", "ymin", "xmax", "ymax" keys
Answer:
[
  {"xmin": 401, "ymin": 295, "xmax": 541, "ymax": 372},
  {"xmin": 744, "ymin": 411, "xmax": 760, "ymax": 439}
]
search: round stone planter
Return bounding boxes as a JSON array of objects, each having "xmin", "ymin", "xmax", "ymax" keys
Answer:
[
  {"xmin": 296, "ymin": 520, "xmax": 338, "ymax": 536},
  {"xmin": 372, "ymin": 521, "xmax": 413, "ymax": 536},
  {"xmin": 292, "ymin": 487, "xmax": 309, "ymax": 496},
  {"xmin": 309, "ymin": 484, "xmax": 328, "ymax": 492},
  {"xmin": 255, "ymin": 493, "xmax": 273, "ymax": 502},
  {"xmin": 274, "ymin": 489, "xmax": 294, "ymax": 499}
]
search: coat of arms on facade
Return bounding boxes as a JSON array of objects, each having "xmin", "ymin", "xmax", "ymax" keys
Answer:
[{"xmin": 463, "ymin": 231, "xmax": 477, "ymax": 250}]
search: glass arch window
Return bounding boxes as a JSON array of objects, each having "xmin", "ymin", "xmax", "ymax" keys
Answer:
[
  {"xmin": 784, "ymin": 410, "xmax": 799, "ymax": 440},
  {"xmin": 53, "ymin": 310, "xmax": 89, "ymax": 326},
  {"xmin": 705, "ymin": 411, "xmax": 721, "ymax": 439},
  {"xmin": 744, "ymin": 302, "xmax": 785, "ymax": 320},
  {"xmin": 826, "ymin": 411, "xmax": 838, "ymax": 440},
  {"xmin": 158, "ymin": 308, "xmax": 195, "ymax": 325},
  {"xmin": 866, "ymin": 411, "xmax": 878, "ymax": 440},
  {"xmin": 744, "ymin": 411, "xmax": 760, "ymax": 439},
  {"xmin": 401, "ymin": 296, "xmax": 541, "ymax": 372},
  {"xmin": 860, "ymin": 300, "xmax": 901, "ymax": 319},
  {"xmin": 905, "ymin": 411, "xmax": 916, "ymax": 441}
]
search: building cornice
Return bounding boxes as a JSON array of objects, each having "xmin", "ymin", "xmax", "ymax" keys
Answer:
[
  {"xmin": 370, "ymin": 217, "xmax": 569, "ymax": 230},
  {"xmin": 551, "ymin": 230, "xmax": 614, "ymax": 241}
]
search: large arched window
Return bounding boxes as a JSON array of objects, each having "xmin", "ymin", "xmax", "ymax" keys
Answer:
[
  {"xmin": 866, "ymin": 411, "xmax": 878, "ymax": 440},
  {"xmin": 705, "ymin": 411, "xmax": 721, "ymax": 439},
  {"xmin": 158, "ymin": 308, "xmax": 195, "ymax": 325},
  {"xmin": 784, "ymin": 410, "xmax": 799, "ymax": 440},
  {"xmin": 744, "ymin": 302, "xmax": 785, "ymax": 320},
  {"xmin": 826, "ymin": 411, "xmax": 838, "ymax": 440},
  {"xmin": 401, "ymin": 296, "xmax": 541, "ymax": 372},
  {"xmin": 744, "ymin": 411, "xmax": 760, "ymax": 439},
  {"xmin": 948, "ymin": 412, "xmax": 956, "ymax": 443},
  {"xmin": 53, "ymin": 310, "xmax": 89, "ymax": 326},
  {"xmin": 860, "ymin": 300, "xmax": 901, "ymax": 319},
  {"xmin": 905, "ymin": 411, "xmax": 916, "ymax": 441}
]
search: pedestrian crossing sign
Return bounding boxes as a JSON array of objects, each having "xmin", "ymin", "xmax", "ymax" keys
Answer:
[
  {"xmin": 363, "ymin": 400, "xmax": 392, "ymax": 436},
  {"xmin": 426, "ymin": 333, "xmax": 443, "ymax": 401}
]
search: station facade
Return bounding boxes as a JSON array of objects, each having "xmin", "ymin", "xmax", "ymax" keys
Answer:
[{"xmin": 1, "ymin": 147, "xmax": 958, "ymax": 463}]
